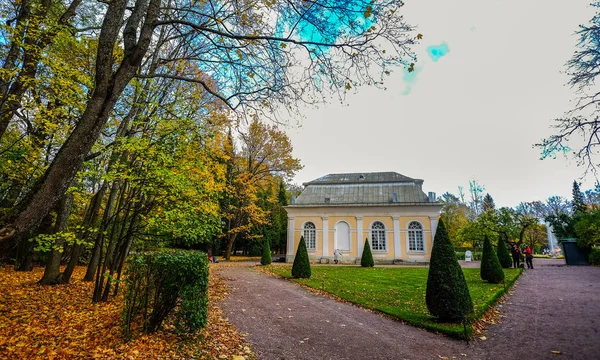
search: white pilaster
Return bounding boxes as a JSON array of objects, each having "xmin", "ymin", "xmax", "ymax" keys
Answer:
[
  {"xmin": 393, "ymin": 216, "xmax": 401, "ymax": 259},
  {"xmin": 357, "ymin": 216, "xmax": 363, "ymax": 257},
  {"xmin": 287, "ymin": 217, "xmax": 295, "ymax": 255},
  {"xmin": 322, "ymin": 217, "xmax": 329, "ymax": 256},
  {"xmin": 430, "ymin": 216, "xmax": 438, "ymax": 243}
]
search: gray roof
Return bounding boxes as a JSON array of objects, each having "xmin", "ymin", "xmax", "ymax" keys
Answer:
[
  {"xmin": 303, "ymin": 172, "xmax": 421, "ymax": 185},
  {"xmin": 293, "ymin": 172, "xmax": 434, "ymax": 206}
]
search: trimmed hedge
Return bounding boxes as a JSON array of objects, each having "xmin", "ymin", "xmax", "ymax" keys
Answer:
[
  {"xmin": 455, "ymin": 251, "xmax": 482, "ymax": 261},
  {"xmin": 481, "ymin": 235, "xmax": 504, "ymax": 284},
  {"xmin": 292, "ymin": 236, "xmax": 311, "ymax": 278},
  {"xmin": 589, "ymin": 248, "xmax": 600, "ymax": 266},
  {"xmin": 496, "ymin": 237, "xmax": 512, "ymax": 269},
  {"xmin": 426, "ymin": 219, "xmax": 473, "ymax": 322},
  {"xmin": 121, "ymin": 249, "xmax": 209, "ymax": 340},
  {"xmin": 261, "ymin": 239, "xmax": 272, "ymax": 265},
  {"xmin": 361, "ymin": 238, "xmax": 375, "ymax": 267}
]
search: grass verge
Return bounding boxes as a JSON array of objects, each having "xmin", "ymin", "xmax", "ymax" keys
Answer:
[{"xmin": 261, "ymin": 265, "xmax": 523, "ymax": 339}]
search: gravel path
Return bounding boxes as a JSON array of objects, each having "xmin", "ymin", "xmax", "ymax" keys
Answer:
[
  {"xmin": 472, "ymin": 265, "xmax": 600, "ymax": 360},
  {"xmin": 218, "ymin": 262, "xmax": 600, "ymax": 360}
]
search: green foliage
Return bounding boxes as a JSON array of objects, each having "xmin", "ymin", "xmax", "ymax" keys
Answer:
[
  {"xmin": 121, "ymin": 249, "xmax": 209, "ymax": 340},
  {"xmin": 574, "ymin": 209, "xmax": 600, "ymax": 250},
  {"xmin": 361, "ymin": 238, "xmax": 374, "ymax": 267},
  {"xmin": 426, "ymin": 219, "xmax": 473, "ymax": 322},
  {"xmin": 291, "ymin": 236, "xmax": 311, "ymax": 278},
  {"xmin": 480, "ymin": 236, "xmax": 504, "ymax": 284},
  {"xmin": 589, "ymin": 248, "xmax": 600, "ymax": 266},
  {"xmin": 30, "ymin": 227, "xmax": 95, "ymax": 253},
  {"xmin": 261, "ymin": 239, "xmax": 272, "ymax": 265},
  {"xmin": 496, "ymin": 237, "xmax": 513, "ymax": 269}
]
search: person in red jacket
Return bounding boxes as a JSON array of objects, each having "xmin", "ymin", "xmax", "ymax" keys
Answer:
[{"xmin": 523, "ymin": 244, "xmax": 533, "ymax": 269}]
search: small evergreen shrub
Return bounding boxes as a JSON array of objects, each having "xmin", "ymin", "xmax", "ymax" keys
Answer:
[
  {"xmin": 480, "ymin": 236, "xmax": 504, "ymax": 284},
  {"xmin": 426, "ymin": 219, "xmax": 473, "ymax": 322},
  {"xmin": 589, "ymin": 248, "xmax": 600, "ymax": 266},
  {"xmin": 261, "ymin": 239, "xmax": 272, "ymax": 265},
  {"xmin": 121, "ymin": 249, "xmax": 209, "ymax": 340},
  {"xmin": 292, "ymin": 236, "xmax": 311, "ymax": 278},
  {"xmin": 496, "ymin": 237, "xmax": 512, "ymax": 269},
  {"xmin": 361, "ymin": 238, "xmax": 375, "ymax": 267}
]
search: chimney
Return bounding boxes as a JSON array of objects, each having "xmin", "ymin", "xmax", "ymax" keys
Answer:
[
  {"xmin": 428, "ymin": 192, "xmax": 436, "ymax": 202},
  {"xmin": 392, "ymin": 192, "xmax": 398, "ymax": 203}
]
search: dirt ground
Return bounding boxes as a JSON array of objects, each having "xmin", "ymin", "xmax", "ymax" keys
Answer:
[{"xmin": 217, "ymin": 260, "xmax": 600, "ymax": 360}]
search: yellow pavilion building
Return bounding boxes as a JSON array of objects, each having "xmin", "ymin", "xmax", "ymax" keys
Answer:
[{"xmin": 284, "ymin": 172, "xmax": 443, "ymax": 264}]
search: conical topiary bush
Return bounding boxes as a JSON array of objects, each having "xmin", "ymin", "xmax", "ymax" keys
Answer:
[
  {"xmin": 291, "ymin": 236, "xmax": 311, "ymax": 278},
  {"xmin": 480, "ymin": 235, "xmax": 505, "ymax": 284},
  {"xmin": 361, "ymin": 238, "xmax": 374, "ymax": 267},
  {"xmin": 426, "ymin": 219, "xmax": 473, "ymax": 322},
  {"xmin": 261, "ymin": 239, "xmax": 272, "ymax": 265},
  {"xmin": 496, "ymin": 236, "xmax": 512, "ymax": 269}
]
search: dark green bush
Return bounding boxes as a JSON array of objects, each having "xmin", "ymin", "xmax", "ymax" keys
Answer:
[
  {"xmin": 496, "ymin": 237, "xmax": 512, "ymax": 269},
  {"xmin": 292, "ymin": 236, "xmax": 311, "ymax": 278},
  {"xmin": 121, "ymin": 249, "xmax": 209, "ymax": 340},
  {"xmin": 426, "ymin": 219, "xmax": 473, "ymax": 322},
  {"xmin": 480, "ymin": 236, "xmax": 504, "ymax": 284},
  {"xmin": 261, "ymin": 239, "xmax": 272, "ymax": 265},
  {"xmin": 361, "ymin": 238, "xmax": 375, "ymax": 267},
  {"xmin": 589, "ymin": 248, "xmax": 600, "ymax": 266}
]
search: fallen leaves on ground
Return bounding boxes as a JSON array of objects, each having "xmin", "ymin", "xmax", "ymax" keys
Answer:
[{"xmin": 0, "ymin": 265, "xmax": 255, "ymax": 359}]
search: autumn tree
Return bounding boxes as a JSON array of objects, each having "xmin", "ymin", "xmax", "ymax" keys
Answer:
[
  {"xmin": 220, "ymin": 120, "xmax": 301, "ymax": 260},
  {"xmin": 0, "ymin": 0, "xmax": 418, "ymax": 255}
]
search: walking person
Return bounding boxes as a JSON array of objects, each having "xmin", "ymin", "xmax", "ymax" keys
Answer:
[
  {"xmin": 511, "ymin": 244, "xmax": 521, "ymax": 268},
  {"xmin": 333, "ymin": 249, "xmax": 341, "ymax": 264},
  {"xmin": 524, "ymin": 244, "xmax": 534, "ymax": 269}
]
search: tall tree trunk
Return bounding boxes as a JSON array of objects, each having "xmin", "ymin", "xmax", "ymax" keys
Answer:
[
  {"xmin": 39, "ymin": 190, "xmax": 74, "ymax": 285},
  {"xmin": 83, "ymin": 182, "xmax": 116, "ymax": 281},
  {"xmin": 61, "ymin": 183, "xmax": 106, "ymax": 283},
  {"xmin": 0, "ymin": 0, "xmax": 82, "ymax": 140},
  {"xmin": 0, "ymin": 0, "xmax": 160, "ymax": 252},
  {"xmin": 15, "ymin": 210, "xmax": 53, "ymax": 271},
  {"xmin": 225, "ymin": 233, "xmax": 238, "ymax": 261},
  {"xmin": 94, "ymin": 183, "xmax": 130, "ymax": 302}
]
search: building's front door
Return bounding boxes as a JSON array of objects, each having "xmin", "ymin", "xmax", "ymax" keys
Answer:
[{"xmin": 336, "ymin": 221, "xmax": 351, "ymax": 251}]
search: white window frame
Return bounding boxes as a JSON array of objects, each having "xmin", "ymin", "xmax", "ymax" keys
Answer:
[
  {"xmin": 370, "ymin": 221, "xmax": 387, "ymax": 251},
  {"xmin": 407, "ymin": 221, "xmax": 425, "ymax": 252},
  {"xmin": 303, "ymin": 221, "xmax": 317, "ymax": 250}
]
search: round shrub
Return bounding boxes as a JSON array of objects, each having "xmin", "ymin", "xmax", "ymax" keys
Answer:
[
  {"xmin": 496, "ymin": 237, "xmax": 512, "ymax": 269},
  {"xmin": 292, "ymin": 236, "xmax": 311, "ymax": 278},
  {"xmin": 361, "ymin": 238, "xmax": 375, "ymax": 267},
  {"xmin": 261, "ymin": 239, "xmax": 272, "ymax": 265},
  {"xmin": 589, "ymin": 248, "xmax": 600, "ymax": 266},
  {"xmin": 480, "ymin": 235, "xmax": 504, "ymax": 284},
  {"xmin": 426, "ymin": 219, "xmax": 473, "ymax": 322}
]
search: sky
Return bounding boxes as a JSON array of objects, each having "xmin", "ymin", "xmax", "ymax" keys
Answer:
[{"xmin": 283, "ymin": 0, "xmax": 599, "ymax": 208}]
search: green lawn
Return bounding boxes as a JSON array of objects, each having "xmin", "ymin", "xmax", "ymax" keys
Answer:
[{"xmin": 262, "ymin": 265, "xmax": 522, "ymax": 339}]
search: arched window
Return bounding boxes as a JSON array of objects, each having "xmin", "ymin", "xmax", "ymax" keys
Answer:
[
  {"xmin": 303, "ymin": 222, "xmax": 316, "ymax": 250},
  {"xmin": 408, "ymin": 221, "xmax": 424, "ymax": 251},
  {"xmin": 371, "ymin": 221, "xmax": 386, "ymax": 251}
]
